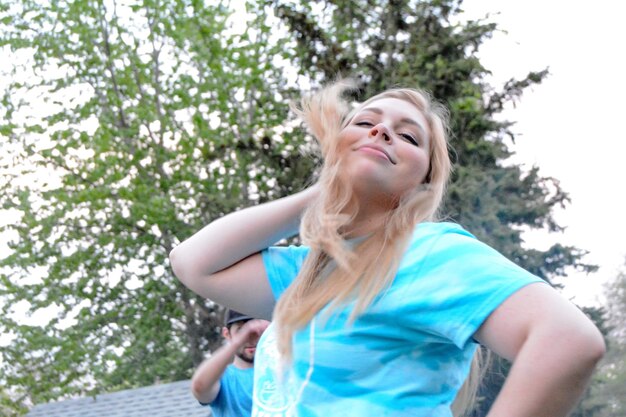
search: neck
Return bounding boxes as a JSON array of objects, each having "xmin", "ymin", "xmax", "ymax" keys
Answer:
[{"xmin": 342, "ymin": 191, "xmax": 395, "ymax": 238}]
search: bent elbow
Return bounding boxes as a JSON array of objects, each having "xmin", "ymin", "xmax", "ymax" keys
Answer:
[
  {"xmin": 169, "ymin": 246, "xmax": 180, "ymax": 272},
  {"xmin": 169, "ymin": 246, "xmax": 195, "ymax": 288},
  {"xmin": 190, "ymin": 375, "xmax": 207, "ymax": 398},
  {"xmin": 169, "ymin": 245, "xmax": 190, "ymax": 284},
  {"xmin": 169, "ymin": 246, "xmax": 181, "ymax": 276},
  {"xmin": 169, "ymin": 245, "xmax": 213, "ymax": 298},
  {"xmin": 585, "ymin": 330, "xmax": 606, "ymax": 365},
  {"xmin": 190, "ymin": 374, "xmax": 218, "ymax": 404},
  {"xmin": 572, "ymin": 325, "xmax": 606, "ymax": 372}
]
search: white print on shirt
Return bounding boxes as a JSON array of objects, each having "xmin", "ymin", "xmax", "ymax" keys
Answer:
[{"xmin": 253, "ymin": 324, "xmax": 294, "ymax": 417}]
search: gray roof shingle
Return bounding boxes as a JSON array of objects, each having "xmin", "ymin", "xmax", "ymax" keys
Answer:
[{"xmin": 26, "ymin": 380, "xmax": 211, "ymax": 417}]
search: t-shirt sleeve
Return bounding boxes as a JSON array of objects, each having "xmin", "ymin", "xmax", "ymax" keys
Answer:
[
  {"xmin": 261, "ymin": 245, "xmax": 310, "ymax": 300},
  {"xmin": 397, "ymin": 224, "xmax": 546, "ymax": 349},
  {"xmin": 206, "ymin": 366, "xmax": 254, "ymax": 416}
]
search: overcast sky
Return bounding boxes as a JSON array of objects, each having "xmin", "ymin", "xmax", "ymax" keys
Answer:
[{"xmin": 461, "ymin": 0, "xmax": 626, "ymax": 306}]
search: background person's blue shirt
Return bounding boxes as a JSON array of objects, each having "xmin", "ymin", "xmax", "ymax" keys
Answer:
[
  {"xmin": 252, "ymin": 222, "xmax": 545, "ymax": 417},
  {"xmin": 204, "ymin": 365, "xmax": 254, "ymax": 417}
]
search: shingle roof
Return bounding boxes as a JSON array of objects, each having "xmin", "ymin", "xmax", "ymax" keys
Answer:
[{"xmin": 26, "ymin": 379, "xmax": 211, "ymax": 417}]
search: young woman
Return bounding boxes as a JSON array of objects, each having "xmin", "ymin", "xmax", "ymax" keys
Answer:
[{"xmin": 170, "ymin": 80, "xmax": 605, "ymax": 417}]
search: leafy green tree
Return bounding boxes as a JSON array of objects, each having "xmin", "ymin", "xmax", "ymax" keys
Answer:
[{"xmin": 0, "ymin": 0, "xmax": 312, "ymax": 412}]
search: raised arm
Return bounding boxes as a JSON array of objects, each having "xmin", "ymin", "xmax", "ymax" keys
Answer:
[
  {"xmin": 475, "ymin": 283, "xmax": 605, "ymax": 417},
  {"xmin": 170, "ymin": 186, "xmax": 318, "ymax": 319}
]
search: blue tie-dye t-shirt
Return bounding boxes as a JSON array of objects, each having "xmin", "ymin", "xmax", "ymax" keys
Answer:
[{"xmin": 252, "ymin": 222, "xmax": 544, "ymax": 417}]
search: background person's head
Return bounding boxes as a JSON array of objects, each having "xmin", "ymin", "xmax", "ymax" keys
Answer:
[{"xmin": 222, "ymin": 309, "xmax": 256, "ymax": 364}]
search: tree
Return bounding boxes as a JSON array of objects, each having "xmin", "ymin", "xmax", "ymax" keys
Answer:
[
  {"xmin": 266, "ymin": 0, "xmax": 600, "ymax": 414},
  {"xmin": 0, "ymin": 0, "xmax": 313, "ymax": 412},
  {"xmin": 579, "ymin": 259, "xmax": 626, "ymax": 417},
  {"xmin": 270, "ymin": 0, "xmax": 596, "ymax": 279}
]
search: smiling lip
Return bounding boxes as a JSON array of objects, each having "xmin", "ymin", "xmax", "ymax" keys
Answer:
[{"xmin": 357, "ymin": 144, "xmax": 396, "ymax": 164}]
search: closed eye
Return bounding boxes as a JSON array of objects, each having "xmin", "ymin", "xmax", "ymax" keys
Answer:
[
  {"xmin": 400, "ymin": 133, "xmax": 419, "ymax": 146},
  {"xmin": 355, "ymin": 121, "xmax": 373, "ymax": 127}
]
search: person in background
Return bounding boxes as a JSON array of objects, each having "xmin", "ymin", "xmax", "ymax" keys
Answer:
[{"xmin": 191, "ymin": 309, "xmax": 269, "ymax": 417}]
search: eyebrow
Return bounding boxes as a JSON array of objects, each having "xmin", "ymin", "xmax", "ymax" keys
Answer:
[{"xmin": 360, "ymin": 107, "xmax": 427, "ymax": 136}]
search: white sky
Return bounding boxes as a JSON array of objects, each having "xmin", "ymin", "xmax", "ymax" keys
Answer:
[{"xmin": 461, "ymin": 0, "xmax": 626, "ymax": 306}]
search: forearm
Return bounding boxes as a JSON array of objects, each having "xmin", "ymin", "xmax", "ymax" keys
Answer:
[
  {"xmin": 170, "ymin": 186, "xmax": 316, "ymax": 283},
  {"xmin": 191, "ymin": 343, "xmax": 239, "ymax": 404},
  {"xmin": 486, "ymin": 330, "xmax": 604, "ymax": 417}
]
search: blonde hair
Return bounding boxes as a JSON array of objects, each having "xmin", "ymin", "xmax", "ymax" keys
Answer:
[{"xmin": 273, "ymin": 80, "xmax": 479, "ymax": 415}]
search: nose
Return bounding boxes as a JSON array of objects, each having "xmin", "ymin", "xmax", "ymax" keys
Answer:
[{"xmin": 369, "ymin": 123, "xmax": 392, "ymax": 143}]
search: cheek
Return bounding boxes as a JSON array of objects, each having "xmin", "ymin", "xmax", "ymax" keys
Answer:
[
  {"xmin": 337, "ymin": 128, "xmax": 356, "ymax": 147},
  {"xmin": 404, "ymin": 149, "xmax": 431, "ymax": 181},
  {"xmin": 334, "ymin": 130, "xmax": 362, "ymax": 165}
]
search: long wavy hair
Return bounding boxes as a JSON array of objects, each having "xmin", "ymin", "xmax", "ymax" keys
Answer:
[{"xmin": 273, "ymin": 80, "xmax": 481, "ymax": 416}]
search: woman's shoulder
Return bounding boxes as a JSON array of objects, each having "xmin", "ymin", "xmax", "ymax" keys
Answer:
[
  {"xmin": 263, "ymin": 244, "xmax": 310, "ymax": 266},
  {"xmin": 411, "ymin": 221, "xmax": 476, "ymax": 242},
  {"xmin": 405, "ymin": 221, "xmax": 498, "ymax": 263}
]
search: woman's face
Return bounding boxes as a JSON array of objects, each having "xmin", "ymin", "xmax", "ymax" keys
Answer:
[{"xmin": 337, "ymin": 97, "xmax": 431, "ymax": 200}]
